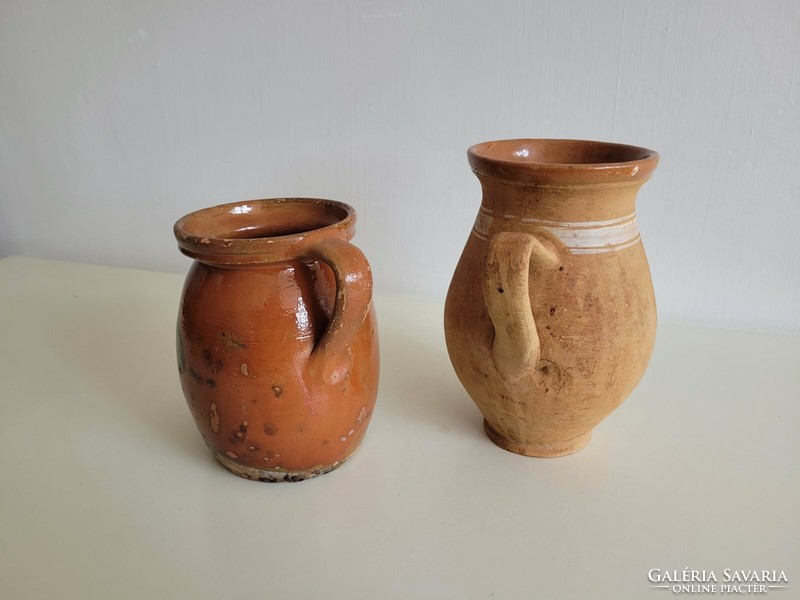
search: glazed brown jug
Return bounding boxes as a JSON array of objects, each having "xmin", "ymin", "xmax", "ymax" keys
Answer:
[
  {"xmin": 174, "ymin": 198, "xmax": 378, "ymax": 481},
  {"xmin": 444, "ymin": 139, "xmax": 659, "ymax": 457}
]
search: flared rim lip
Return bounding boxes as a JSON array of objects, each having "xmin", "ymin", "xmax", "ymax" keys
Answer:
[
  {"xmin": 467, "ymin": 138, "xmax": 659, "ymax": 184},
  {"xmin": 174, "ymin": 197, "xmax": 355, "ymax": 242},
  {"xmin": 173, "ymin": 198, "xmax": 357, "ymax": 262}
]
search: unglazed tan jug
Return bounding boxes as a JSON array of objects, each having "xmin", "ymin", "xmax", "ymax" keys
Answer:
[
  {"xmin": 444, "ymin": 139, "xmax": 659, "ymax": 457},
  {"xmin": 174, "ymin": 199, "xmax": 378, "ymax": 481}
]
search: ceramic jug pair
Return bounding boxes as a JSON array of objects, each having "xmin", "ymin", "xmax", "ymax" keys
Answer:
[{"xmin": 174, "ymin": 139, "xmax": 659, "ymax": 481}]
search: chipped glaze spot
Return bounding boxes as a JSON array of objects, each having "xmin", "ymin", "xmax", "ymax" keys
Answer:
[
  {"xmin": 210, "ymin": 402, "xmax": 220, "ymax": 433},
  {"xmin": 226, "ymin": 451, "xmax": 238, "ymax": 459},
  {"xmin": 357, "ymin": 405, "xmax": 367, "ymax": 423},
  {"xmin": 339, "ymin": 436, "xmax": 347, "ymax": 442},
  {"xmin": 348, "ymin": 429, "xmax": 355, "ymax": 435},
  {"xmin": 220, "ymin": 331, "xmax": 246, "ymax": 350},
  {"xmin": 241, "ymin": 363, "xmax": 248, "ymax": 376}
]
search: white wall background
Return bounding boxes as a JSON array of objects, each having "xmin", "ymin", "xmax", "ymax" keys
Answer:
[{"xmin": 1, "ymin": 0, "xmax": 798, "ymax": 334}]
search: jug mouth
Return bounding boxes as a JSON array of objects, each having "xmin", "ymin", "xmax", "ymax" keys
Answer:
[
  {"xmin": 468, "ymin": 139, "xmax": 659, "ymax": 185},
  {"xmin": 174, "ymin": 198, "xmax": 356, "ymax": 264}
]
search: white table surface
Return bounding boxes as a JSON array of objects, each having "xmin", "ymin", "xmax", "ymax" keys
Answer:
[{"xmin": 0, "ymin": 256, "xmax": 797, "ymax": 599}]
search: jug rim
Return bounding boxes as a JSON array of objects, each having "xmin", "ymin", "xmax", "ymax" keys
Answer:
[
  {"xmin": 468, "ymin": 138, "xmax": 659, "ymax": 186},
  {"xmin": 174, "ymin": 198, "xmax": 356, "ymax": 265}
]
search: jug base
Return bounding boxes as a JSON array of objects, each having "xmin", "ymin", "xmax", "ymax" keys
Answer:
[
  {"xmin": 483, "ymin": 420, "xmax": 591, "ymax": 458},
  {"xmin": 213, "ymin": 449, "xmax": 355, "ymax": 482}
]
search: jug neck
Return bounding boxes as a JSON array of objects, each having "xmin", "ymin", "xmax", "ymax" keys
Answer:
[
  {"xmin": 469, "ymin": 138, "xmax": 658, "ymax": 222},
  {"xmin": 477, "ymin": 176, "xmax": 645, "ymax": 223}
]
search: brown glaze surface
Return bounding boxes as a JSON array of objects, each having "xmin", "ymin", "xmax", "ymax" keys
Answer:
[
  {"xmin": 445, "ymin": 139, "xmax": 659, "ymax": 457},
  {"xmin": 174, "ymin": 199, "xmax": 379, "ymax": 481}
]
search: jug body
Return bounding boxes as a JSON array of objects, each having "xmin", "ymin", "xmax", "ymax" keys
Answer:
[
  {"xmin": 444, "ymin": 139, "xmax": 659, "ymax": 457},
  {"xmin": 175, "ymin": 198, "xmax": 379, "ymax": 480}
]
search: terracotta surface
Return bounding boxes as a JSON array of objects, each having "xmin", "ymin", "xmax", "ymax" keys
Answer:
[
  {"xmin": 444, "ymin": 139, "xmax": 659, "ymax": 457},
  {"xmin": 174, "ymin": 198, "xmax": 379, "ymax": 481}
]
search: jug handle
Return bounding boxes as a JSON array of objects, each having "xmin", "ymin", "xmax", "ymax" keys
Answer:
[
  {"xmin": 483, "ymin": 231, "xmax": 558, "ymax": 381},
  {"xmin": 306, "ymin": 237, "xmax": 373, "ymax": 386}
]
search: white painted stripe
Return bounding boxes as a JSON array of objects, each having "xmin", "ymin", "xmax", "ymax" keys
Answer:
[
  {"xmin": 509, "ymin": 214, "xmax": 635, "ymax": 229},
  {"xmin": 472, "ymin": 211, "xmax": 493, "ymax": 237},
  {"xmin": 481, "ymin": 206, "xmax": 636, "ymax": 227},
  {"xmin": 544, "ymin": 218, "xmax": 639, "ymax": 248},
  {"xmin": 568, "ymin": 235, "xmax": 641, "ymax": 254},
  {"xmin": 471, "ymin": 227, "xmax": 488, "ymax": 241},
  {"xmin": 471, "ymin": 208, "xmax": 640, "ymax": 254}
]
